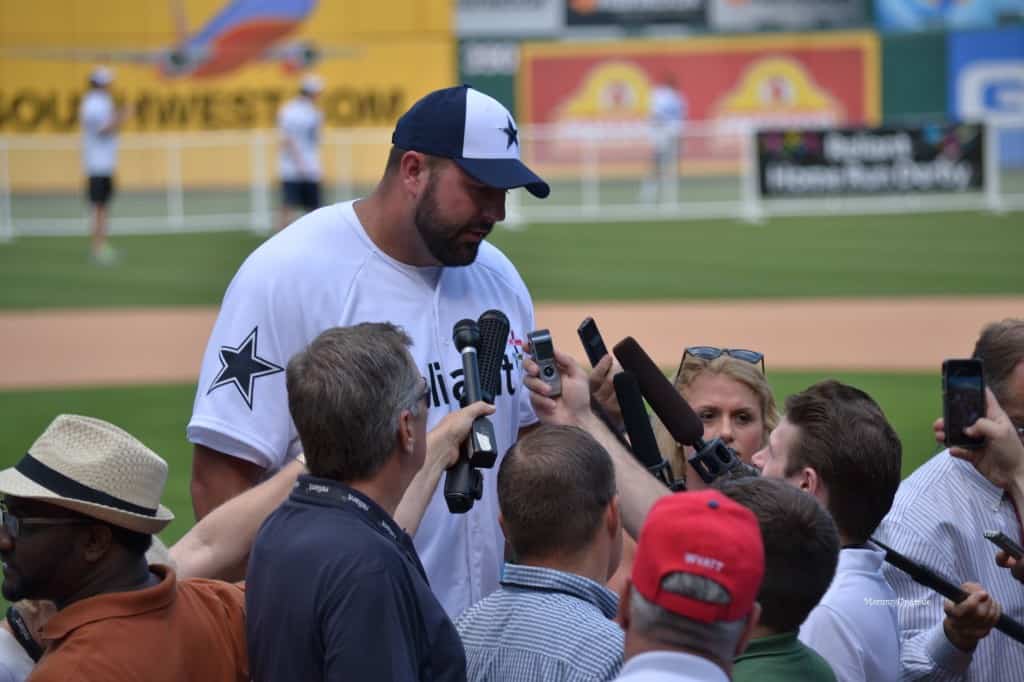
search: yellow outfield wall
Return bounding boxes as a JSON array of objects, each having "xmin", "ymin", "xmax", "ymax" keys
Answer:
[{"xmin": 0, "ymin": 0, "xmax": 455, "ymax": 190}]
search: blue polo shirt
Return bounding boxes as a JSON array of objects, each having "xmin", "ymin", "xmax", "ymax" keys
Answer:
[{"xmin": 246, "ymin": 475, "xmax": 467, "ymax": 682}]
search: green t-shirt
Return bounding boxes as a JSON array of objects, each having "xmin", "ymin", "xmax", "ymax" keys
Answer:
[{"xmin": 734, "ymin": 632, "xmax": 837, "ymax": 682}]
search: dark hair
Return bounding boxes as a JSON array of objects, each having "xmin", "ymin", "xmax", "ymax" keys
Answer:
[
  {"xmin": 384, "ymin": 145, "xmax": 446, "ymax": 177},
  {"xmin": 710, "ymin": 461, "xmax": 761, "ymax": 487},
  {"xmin": 287, "ymin": 323, "xmax": 421, "ymax": 482},
  {"xmin": 718, "ymin": 477, "xmax": 839, "ymax": 633},
  {"xmin": 973, "ymin": 319, "xmax": 1024, "ymax": 406},
  {"xmin": 498, "ymin": 425, "xmax": 616, "ymax": 560},
  {"xmin": 783, "ymin": 380, "xmax": 902, "ymax": 544}
]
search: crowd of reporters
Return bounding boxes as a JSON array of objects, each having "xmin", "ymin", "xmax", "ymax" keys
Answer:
[{"xmin": 1, "ymin": 317, "xmax": 1022, "ymax": 682}]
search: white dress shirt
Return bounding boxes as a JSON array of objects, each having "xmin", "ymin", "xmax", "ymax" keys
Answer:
[
  {"xmin": 800, "ymin": 544, "xmax": 900, "ymax": 682},
  {"xmin": 876, "ymin": 450, "xmax": 1024, "ymax": 681}
]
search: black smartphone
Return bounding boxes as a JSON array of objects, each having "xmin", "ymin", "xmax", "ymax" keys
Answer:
[
  {"xmin": 577, "ymin": 317, "xmax": 609, "ymax": 368},
  {"xmin": 942, "ymin": 358, "xmax": 986, "ymax": 449},
  {"xmin": 985, "ymin": 530, "xmax": 1024, "ymax": 560}
]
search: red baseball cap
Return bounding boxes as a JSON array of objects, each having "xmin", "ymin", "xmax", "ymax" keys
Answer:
[{"xmin": 632, "ymin": 490, "xmax": 765, "ymax": 624}]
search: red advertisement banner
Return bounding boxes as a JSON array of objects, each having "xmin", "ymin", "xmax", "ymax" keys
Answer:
[{"xmin": 520, "ymin": 32, "xmax": 880, "ymax": 175}]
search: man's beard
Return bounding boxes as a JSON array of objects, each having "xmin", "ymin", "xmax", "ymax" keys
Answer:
[{"xmin": 413, "ymin": 175, "xmax": 493, "ymax": 267}]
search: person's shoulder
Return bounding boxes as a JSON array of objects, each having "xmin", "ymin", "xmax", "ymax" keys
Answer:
[
  {"xmin": 233, "ymin": 202, "xmax": 369, "ymax": 289},
  {"xmin": 890, "ymin": 449, "xmax": 961, "ymax": 508},
  {"xmin": 179, "ymin": 576, "xmax": 246, "ymax": 609},
  {"xmin": 797, "ymin": 639, "xmax": 840, "ymax": 682}
]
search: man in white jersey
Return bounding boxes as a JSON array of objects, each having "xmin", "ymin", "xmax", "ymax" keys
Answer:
[
  {"xmin": 276, "ymin": 74, "xmax": 324, "ymax": 232},
  {"xmin": 188, "ymin": 84, "xmax": 550, "ymax": 617},
  {"xmin": 641, "ymin": 74, "xmax": 686, "ymax": 205},
  {"xmin": 79, "ymin": 67, "xmax": 124, "ymax": 265}
]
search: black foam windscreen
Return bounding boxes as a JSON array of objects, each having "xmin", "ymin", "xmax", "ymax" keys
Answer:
[
  {"xmin": 453, "ymin": 319, "xmax": 480, "ymax": 352},
  {"xmin": 613, "ymin": 336, "xmax": 705, "ymax": 447},
  {"xmin": 613, "ymin": 371, "xmax": 664, "ymax": 471},
  {"xmin": 477, "ymin": 309, "xmax": 510, "ymax": 405}
]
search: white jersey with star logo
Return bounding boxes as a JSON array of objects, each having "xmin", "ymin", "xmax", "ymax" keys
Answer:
[{"xmin": 188, "ymin": 199, "xmax": 537, "ymax": 618}]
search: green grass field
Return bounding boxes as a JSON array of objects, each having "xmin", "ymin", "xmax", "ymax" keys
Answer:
[
  {"xmin": 1, "ymin": 210, "xmax": 1021, "ymax": 309},
  {"xmin": 0, "ymin": 210, "xmax": 1016, "ymax": 554}
]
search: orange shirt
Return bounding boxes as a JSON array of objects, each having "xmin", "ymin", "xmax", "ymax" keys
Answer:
[{"xmin": 31, "ymin": 566, "xmax": 247, "ymax": 682}]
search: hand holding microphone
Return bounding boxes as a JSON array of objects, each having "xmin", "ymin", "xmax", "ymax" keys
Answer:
[
  {"xmin": 613, "ymin": 337, "xmax": 744, "ymax": 485},
  {"xmin": 444, "ymin": 310, "xmax": 510, "ymax": 514}
]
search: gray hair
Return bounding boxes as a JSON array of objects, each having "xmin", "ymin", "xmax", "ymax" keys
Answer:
[
  {"xmin": 628, "ymin": 584, "xmax": 747, "ymax": 661},
  {"xmin": 287, "ymin": 323, "xmax": 421, "ymax": 482}
]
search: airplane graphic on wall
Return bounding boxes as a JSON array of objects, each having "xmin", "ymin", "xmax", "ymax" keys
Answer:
[{"xmin": 0, "ymin": 0, "xmax": 358, "ymax": 79}]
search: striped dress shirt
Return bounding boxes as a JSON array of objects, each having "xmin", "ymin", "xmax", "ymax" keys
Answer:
[
  {"xmin": 455, "ymin": 563, "xmax": 624, "ymax": 682},
  {"xmin": 875, "ymin": 450, "xmax": 1024, "ymax": 681}
]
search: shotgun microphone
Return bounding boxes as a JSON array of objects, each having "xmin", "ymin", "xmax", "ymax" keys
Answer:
[
  {"xmin": 614, "ymin": 371, "xmax": 673, "ymax": 488},
  {"xmin": 613, "ymin": 336, "xmax": 743, "ymax": 484},
  {"xmin": 873, "ymin": 537, "xmax": 1024, "ymax": 646}
]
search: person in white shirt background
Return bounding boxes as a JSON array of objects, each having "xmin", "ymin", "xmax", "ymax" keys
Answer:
[
  {"xmin": 79, "ymin": 67, "xmax": 125, "ymax": 265},
  {"xmin": 641, "ymin": 73, "xmax": 686, "ymax": 205},
  {"xmin": 276, "ymin": 74, "xmax": 324, "ymax": 232}
]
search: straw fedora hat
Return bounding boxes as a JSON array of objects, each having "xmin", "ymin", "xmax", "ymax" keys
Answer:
[{"xmin": 0, "ymin": 414, "xmax": 174, "ymax": 534}]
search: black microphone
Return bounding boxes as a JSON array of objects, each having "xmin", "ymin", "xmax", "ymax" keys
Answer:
[
  {"xmin": 444, "ymin": 319, "xmax": 490, "ymax": 513},
  {"xmin": 613, "ymin": 336, "xmax": 743, "ymax": 485},
  {"xmin": 872, "ymin": 537, "xmax": 1024, "ymax": 646},
  {"xmin": 476, "ymin": 309, "xmax": 510, "ymax": 408},
  {"xmin": 614, "ymin": 371, "xmax": 673, "ymax": 488}
]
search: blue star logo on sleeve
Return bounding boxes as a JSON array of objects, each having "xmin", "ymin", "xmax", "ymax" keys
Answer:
[
  {"xmin": 501, "ymin": 116, "xmax": 519, "ymax": 150},
  {"xmin": 207, "ymin": 327, "xmax": 284, "ymax": 409}
]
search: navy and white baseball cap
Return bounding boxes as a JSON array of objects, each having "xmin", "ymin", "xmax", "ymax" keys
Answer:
[{"xmin": 392, "ymin": 85, "xmax": 550, "ymax": 199}]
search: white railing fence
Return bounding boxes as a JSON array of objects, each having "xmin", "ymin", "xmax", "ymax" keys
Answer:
[{"xmin": 0, "ymin": 119, "xmax": 1021, "ymax": 241}]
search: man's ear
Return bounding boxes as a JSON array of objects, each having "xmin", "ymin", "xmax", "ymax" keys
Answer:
[
  {"xmin": 607, "ymin": 495, "xmax": 621, "ymax": 539},
  {"xmin": 81, "ymin": 523, "xmax": 113, "ymax": 563},
  {"xmin": 398, "ymin": 409, "xmax": 416, "ymax": 456},
  {"xmin": 735, "ymin": 602, "xmax": 762, "ymax": 657},
  {"xmin": 796, "ymin": 467, "xmax": 829, "ymax": 507},
  {"xmin": 399, "ymin": 151, "xmax": 431, "ymax": 198},
  {"xmin": 616, "ymin": 578, "xmax": 633, "ymax": 629}
]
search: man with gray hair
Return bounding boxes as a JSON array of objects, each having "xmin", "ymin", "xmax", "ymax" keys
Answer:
[
  {"xmin": 615, "ymin": 490, "xmax": 764, "ymax": 682},
  {"xmin": 456, "ymin": 424, "xmax": 625, "ymax": 681},
  {"xmin": 245, "ymin": 323, "xmax": 466, "ymax": 681}
]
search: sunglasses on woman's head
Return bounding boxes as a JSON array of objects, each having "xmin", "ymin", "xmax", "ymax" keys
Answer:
[{"xmin": 680, "ymin": 346, "xmax": 766, "ymax": 375}]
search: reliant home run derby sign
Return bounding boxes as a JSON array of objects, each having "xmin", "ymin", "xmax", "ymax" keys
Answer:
[{"xmin": 756, "ymin": 124, "xmax": 985, "ymax": 196}]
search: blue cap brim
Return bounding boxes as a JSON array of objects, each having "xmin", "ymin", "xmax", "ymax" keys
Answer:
[{"xmin": 456, "ymin": 158, "xmax": 550, "ymax": 199}]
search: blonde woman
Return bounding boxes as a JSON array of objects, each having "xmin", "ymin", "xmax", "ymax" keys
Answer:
[
  {"xmin": 607, "ymin": 346, "xmax": 779, "ymax": 594},
  {"xmin": 654, "ymin": 346, "xmax": 778, "ymax": 488}
]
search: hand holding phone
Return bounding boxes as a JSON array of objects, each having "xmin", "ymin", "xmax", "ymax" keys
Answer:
[
  {"xmin": 943, "ymin": 359, "xmax": 986, "ymax": 449},
  {"xmin": 577, "ymin": 317, "xmax": 609, "ymax": 368},
  {"xmin": 528, "ymin": 329, "xmax": 562, "ymax": 398}
]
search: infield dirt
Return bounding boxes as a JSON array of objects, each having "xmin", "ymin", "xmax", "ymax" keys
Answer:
[{"xmin": 2, "ymin": 296, "xmax": 1021, "ymax": 390}]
